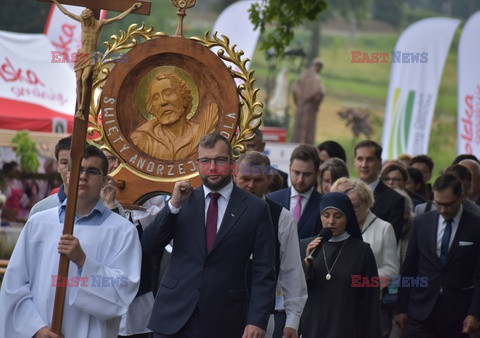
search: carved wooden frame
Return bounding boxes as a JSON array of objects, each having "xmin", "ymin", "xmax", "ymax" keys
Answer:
[{"xmin": 88, "ymin": 25, "xmax": 262, "ymax": 202}]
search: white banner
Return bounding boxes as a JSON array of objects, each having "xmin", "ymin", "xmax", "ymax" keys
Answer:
[
  {"xmin": 457, "ymin": 11, "xmax": 480, "ymax": 156},
  {"xmin": 381, "ymin": 18, "xmax": 459, "ymax": 159},
  {"xmin": 44, "ymin": 4, "xmax": 106, "ymax": 69},
  {"xmin": 212, "ymin": 0, "xmax": 261, "ymax": 69},
  {"xmin": 212, "ymin": 0, "xmax": 262, "ymax": 129}
]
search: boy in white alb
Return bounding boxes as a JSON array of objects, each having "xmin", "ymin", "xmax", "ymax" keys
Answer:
[{"xmin": 0, "ymin": 145, "xmax": 141, "ymax": 338}]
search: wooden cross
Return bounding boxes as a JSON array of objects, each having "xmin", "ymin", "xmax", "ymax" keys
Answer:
[
  {"xmin": 40, "ymin": 0, "xmax": 151, "ymax": 14},
  {"xmin": 39, "ymin": 0, "xmax": 150, "ymax": 334}
]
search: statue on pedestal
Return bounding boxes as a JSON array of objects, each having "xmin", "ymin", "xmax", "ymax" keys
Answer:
[{"xmin": 291, "ymin": 58, "xmax": 325, "ymax": 144}]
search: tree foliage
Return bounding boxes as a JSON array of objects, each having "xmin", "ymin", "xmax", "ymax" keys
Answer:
[
  {"xmin": 249, "ymin": 0, "xmax": 327, "ymax": 56},
  {"xmin": 325, "ymin": 0, "xmax": 371, "ymax": 22},
  {"xmin": 11, "ymin": 131, "xmax": 39, "ymax": 174},
  {"xmin": 0, "ymin": 0, "xmax": 49, "ymax": 33},
  {"xmin": 373, "ymin": 0, "xmax": 405, "ymax": 28}
]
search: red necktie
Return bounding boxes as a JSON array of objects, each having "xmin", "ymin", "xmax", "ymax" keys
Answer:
[{"xmin": 206, "ymin": 192, "xmax": 220, "ymax": 251}]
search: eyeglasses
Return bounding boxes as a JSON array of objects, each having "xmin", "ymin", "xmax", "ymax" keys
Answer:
[
  {"xmin": 79, "ymin": 167, "xmax": 103, "ymax": 177},
  {"xmin": 382, "ymin": 177, "xmax": 403, "ymax": 183},
  {"xmin": 197, "ymin": 157, "xmax": 230, "ymax": 165},
  {"xmin": 434, "ymin": 198, "xmax": 459, "ymax": 210}
]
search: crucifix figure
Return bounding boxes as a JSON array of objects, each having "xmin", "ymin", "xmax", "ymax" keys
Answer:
[{"xmin": 51, "ymin": 0, "xmax": 141, "ymax": 119}]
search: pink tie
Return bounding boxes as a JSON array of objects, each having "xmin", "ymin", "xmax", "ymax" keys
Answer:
[
  {"xmin": 293, "ymin": 194, "xmax": 302, "ymax": 223},
  {"xmin": 206, "ymin": 192, "xmax": 220, "ymax": 251}
]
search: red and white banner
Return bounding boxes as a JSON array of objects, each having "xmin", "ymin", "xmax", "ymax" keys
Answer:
[
  {"xmin": 457, "ymin": 11, "xmax": 480, "ymax": 156},
  {"xmin": 44, "ymin": 4, "xmax": 107, "ymax": 69},
  {"xmin": 0, "ymin": 31, "xmax": 76, "ymax": 133},
  {"xmin": 44, "ymin": 4, "xmax": 82, "ymax": 69}
]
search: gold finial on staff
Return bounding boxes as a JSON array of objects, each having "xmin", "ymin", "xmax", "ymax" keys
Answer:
[{"xmin": 170, "ymin": 0, "xmax": 196, "ymax": 37}]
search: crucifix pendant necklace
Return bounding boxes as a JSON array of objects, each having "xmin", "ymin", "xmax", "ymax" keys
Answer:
[{"xmin": 322, "ymin": 240, "xmax": 347, "ymax": 280}]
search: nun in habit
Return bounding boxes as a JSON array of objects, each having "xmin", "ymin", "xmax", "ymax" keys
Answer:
[{"xmin": 299, "ymin": 192, "xmax": 381, "ymax": 338}]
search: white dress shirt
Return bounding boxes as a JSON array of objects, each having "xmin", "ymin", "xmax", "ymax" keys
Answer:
[
  {"xmin": 168, "ymin": 182, "xmax": 234, "ymax": 233},
  {"xmin": 266, "ymin": 205, "xmax": 308, "ymax": 335},
  {"xmin": 436, "ymin": 205, "xmax": 462, "ymax": 257},
  {"xmin": 289, "ymin": 186, "xmax": 314, "ymax": 216},
  {"xmin": 367, "ymin": 177, "xmax": 380, "ymax": 192},
  {"xmin": 202, "ymin": 182, "xmax": 234, "ymax": 232}
]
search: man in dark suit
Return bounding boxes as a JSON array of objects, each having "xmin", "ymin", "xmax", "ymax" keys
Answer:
[
  {"xmin": 395, "ymin": 174, "xmax": 480, "ymax": 337},
  {"xmin": 267, "ymin": 144, "xmax": 322, "ymax": 239},
  {"xmin": 410, "ymin": 154, "xmax": 435, "ymax": 199},
  {"xmin": 415, "ymin": 164, "xmax": 480, "ymax": 218},
  {"xmin": 142, "ymin": 134, "xmax": 276, "ymax": 338},
  {"xmin": 353, "ymin": 140, "xmax": 405, "ymax": 241}
]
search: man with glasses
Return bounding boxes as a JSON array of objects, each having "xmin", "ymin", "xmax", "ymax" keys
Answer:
[
  {"xmin": 414, "ymin": 164, "xmax": 480, "ymax": 217},
  {"xmin": 142, "ymin": 133, "xmax": 276, "ymax": 338},
  {"xmin": 0, "ymin": 145, "xmax": 142, "ymax": 337},
  {"xmin": 395, "ymin": 173, "xmax": 480, "ymax": 337},
  {"xmin": 29, "ymin": 137, "xmax": 123, "ymax": 218}
]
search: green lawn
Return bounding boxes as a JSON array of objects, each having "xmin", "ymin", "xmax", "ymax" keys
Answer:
[{"xmin": 303, "ymin": 27, "xmax": 459, "ymax": 178}]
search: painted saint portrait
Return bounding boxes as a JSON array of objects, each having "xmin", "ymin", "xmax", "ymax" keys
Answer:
[{"xmin": 130, "ymin": 72, "xmax": 218, "ymax": 160}]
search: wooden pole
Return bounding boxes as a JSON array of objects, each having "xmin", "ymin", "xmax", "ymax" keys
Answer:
[
  {"xmin": 39, "ymin": 1, "xmax": 93, "ymax": 326},
  {"xmin": 50, "ymin": 33, "xmax": 96, "ymax": 337},
  {"xmin": 41, "ymin": 1, "xmax": 150, "ymax": 333}
]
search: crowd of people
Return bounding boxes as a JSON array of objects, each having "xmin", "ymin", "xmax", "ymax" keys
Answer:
[
  {"xmin": 0, "ymin": 160, "xmax": 59, "ymax": 223},
  {"xmin": 1, "ymin": 130, "xmax": 480, "ymax": 338}
]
